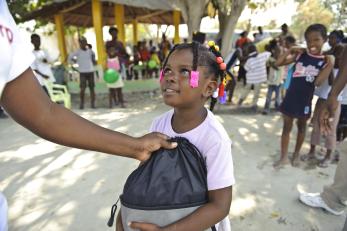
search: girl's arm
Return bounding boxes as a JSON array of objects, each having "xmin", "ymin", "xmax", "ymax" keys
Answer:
[
  {"xmin": 275, "ymin": 46, "xmax": 303, "ymax": 66},
  {"xmin": 130, "ymin": 186, "xmax": 232, "ymax": 231},
  {"xmin": 314, "ymin": 55, "xmax": 335, "ymax": 87},
  {"xmin": 0, "ymin": 68, "xmax": 176, "ymax": 161}
]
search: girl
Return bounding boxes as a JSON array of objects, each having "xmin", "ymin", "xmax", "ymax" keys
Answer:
[
  {"xmin": 275, "ymin": 24, "xmax": 335, "ymax": 168},
  {"xmin": 262, "ymin": 40, "xmax": 283, "ymax": 115},
  {"xmin": 118, "ymin": 42, "xmax": 235, "ymax": 231},
  {"xmin": 107, "ymin": 46, "xmax": 125, "ymax": 108},
  {"xmin": 302, "ymin": 30, "xmax": 345, "ymax": 167}
]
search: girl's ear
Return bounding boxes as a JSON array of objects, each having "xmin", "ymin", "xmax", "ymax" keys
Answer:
[{"xmin": 203, "ymin": 79, "xmax": 218, "ymax": 98}]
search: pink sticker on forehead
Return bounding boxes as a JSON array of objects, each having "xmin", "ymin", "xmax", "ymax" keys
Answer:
[
  {"xmin": 190, "ymin": 71, "xmax": 199, "ymax": 88},
  {"xmin": 159, "ymin": 70, "xmax": 164, "ymax": 82}
]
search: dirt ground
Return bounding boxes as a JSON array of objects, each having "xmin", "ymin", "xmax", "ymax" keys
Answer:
[{"xmin": 0, "ymin": 91, "xmax": 346, "ymax": 231}]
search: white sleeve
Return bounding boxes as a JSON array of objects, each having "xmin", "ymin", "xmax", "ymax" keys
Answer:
[
  {"xmin": 0, "ymin": 2, "xmax": 34, "ymax": 97},
  {"xmin": 205, "ymin": 138, "xmax": 235, "ymax": 190}
]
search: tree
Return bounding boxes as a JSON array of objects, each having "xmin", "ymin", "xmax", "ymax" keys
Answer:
[
  {"xmin": 7, "ymin": 0, "xmax": 52, "ymax": 24},
  {"xmin": 322, "ymin": 0, "xmax": 347, "ymax": 29},
  {"xmin": 174, "ymin": 0, "xmax": 209, "ymax": 41},
  {"xmin": 211, "ymin": 0, "xmax": 247, "ymax": 56},
  {"xmin": 292, "ymin": 0, "xmax": 334, "ymax": 39}
]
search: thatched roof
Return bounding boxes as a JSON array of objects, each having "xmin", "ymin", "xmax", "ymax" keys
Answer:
[{"xmin": 21, "ymin": 0, "xmax": 184, "ymax": 27}]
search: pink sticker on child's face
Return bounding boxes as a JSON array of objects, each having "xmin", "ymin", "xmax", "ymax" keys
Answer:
[
  {"xmin": 159, "ymin": 70, "xmax": 164, "ymax": 82},
  {"xmin": 190, "ymin": 71, "xmax": 199, "ymax": 88}
]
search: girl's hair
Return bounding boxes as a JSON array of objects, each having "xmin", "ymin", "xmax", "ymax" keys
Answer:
[
  {"xmin": 329, "ymin": 30, "xmax": 345, "ymax": 42},
  {"xmin": 162, "ymin": 42, "xmax": 225, "ymax": 82},
  {"xmin": 284, "ymin": 35, "xmax": 296, "ymax": 45},
  {"xmin": 247, "ymin": 44, "xmax": 257, "ymax": 54},
  {"xmin": 304, "ymin": 24, "xmax": 327, "ymax": 40}
]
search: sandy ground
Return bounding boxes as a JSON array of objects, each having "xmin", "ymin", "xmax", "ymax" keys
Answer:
[{"xmin": 0, "ymin": 91, "xmax": 346, "ymax": 231}]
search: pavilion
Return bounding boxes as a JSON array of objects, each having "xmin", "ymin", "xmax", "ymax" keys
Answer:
[{"xmin": 21, "ymin": 0, "xmax": 184, "ymax": 66}]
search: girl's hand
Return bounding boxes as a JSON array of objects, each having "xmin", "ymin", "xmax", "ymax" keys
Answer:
[{"xmin": 129, "ymin": 222, "xmax": 163, "ymax": 231}]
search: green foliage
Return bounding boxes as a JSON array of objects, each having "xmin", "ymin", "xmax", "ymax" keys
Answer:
[
  {"xmin": 292, "ymin": 0, "xmax": 334, "ymax": 40},
  {"xmin": 321, "ymin": 0, "xmax": 347, "ymax": 29},
  {"xmin": 7, "ymin": 0, "xmax": 53, "ymax": 23}
]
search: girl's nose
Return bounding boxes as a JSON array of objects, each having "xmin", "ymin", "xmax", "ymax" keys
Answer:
[{"xmin": 166, "ymin": 73, "xmax": 178, "ymax": 82}]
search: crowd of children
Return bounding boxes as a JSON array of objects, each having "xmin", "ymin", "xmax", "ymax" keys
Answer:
[{"xmin": 214, "ymin": 24, "xmax": 346, "ymax": 169}]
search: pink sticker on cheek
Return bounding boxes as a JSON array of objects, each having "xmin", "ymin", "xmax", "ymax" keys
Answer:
[
  {"xmin": 159, "ymin": 70, "xmax": 164, "ymax": 82},
  {"xmin": 190, "ymin": 71, "xmax": 199, "ymax": 88}
]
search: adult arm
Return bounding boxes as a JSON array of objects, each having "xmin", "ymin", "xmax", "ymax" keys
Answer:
[
  {"xmin": 320, "ymin": 47, "xmax": 347, "ymax": 134},
  {"xmin": 0, "ymin": 68, "xmax": 176, "ymax": 161},
  {"xmin": 130, "ymin": 187, "xmax": 232, "ymax": 231}
]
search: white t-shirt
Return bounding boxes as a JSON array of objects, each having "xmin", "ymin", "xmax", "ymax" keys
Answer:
[
  {"xmin": 0, "ymin": 3, "xmax": 34, "ymax": 230},
  {"xmin": 0, "ymin": 1, "xmax": 34, "ymax": 98},
  {"xmin": 68, "ymin": 49, "xmax": 94, "ymax": 73},
  {"xmin": 31, "ymin": 49, "xmax": 55, "ymax": 85},
  {"xmin": 244, "ymin": 51, "xmax": 271, "ymax": 84},
  {"xmin": 314, "ymin": 69, "xmax": 343, "ymax": 101},
  {"xmin": 150, "ymin": 109, "xmax": 235, "ymax": 231}
]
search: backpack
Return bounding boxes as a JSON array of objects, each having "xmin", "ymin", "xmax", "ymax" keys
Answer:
[{"xmin": 108, "ymin": 137, "xmax": 216, "ymax": 231}]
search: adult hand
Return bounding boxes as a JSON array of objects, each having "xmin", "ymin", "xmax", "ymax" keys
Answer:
[
  {"xmin": 319, "ymin": 96, "xmax": 339, "ymax": 135},
  {"xmin": 129, "ymin": 222, "xmax": 162, "ymax": 231},
  {"xmin": 135, "ymin": 132, "xmax": 177, "ymax": 162}
]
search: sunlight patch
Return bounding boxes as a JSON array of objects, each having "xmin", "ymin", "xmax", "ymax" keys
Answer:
[{"xmin": 229, "ymin": 195, "xmax": 257, "ymax": 216}]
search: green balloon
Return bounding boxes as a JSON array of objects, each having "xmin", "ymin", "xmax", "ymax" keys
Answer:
[
  {"xmin": 148, "ymin": 60, "xmax": 157, "ymax": 69},
  {"xmin": 104, "ymin": 69, "xmax": 120, "ymax": 83}
]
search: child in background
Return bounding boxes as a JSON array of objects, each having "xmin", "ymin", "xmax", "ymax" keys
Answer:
[
  {"xmin": 119, "ymin": 42, "xmax": 235, "ymax": 231},
  {"xmin": 280, "ymin": 36, "xmax": 296, "ymax": 98},
  {"xmin": 275, "ymin": 24, "xmax": 335, "ymax": 168},
  {"xmin": 238, "ymin": 44, "xmax": 271, "ymax": 111},
  {"xmin": 68, "ymin": 37, "xmax": 96, "ymax": 109},
  {"xmin": 107, "ymin": 46, "xmax": 125, "ymax": 108},
  {"xmin": 148, "ymin": 48, "xmax": 160, "ymax": 78},
  {"xmin": 302, "ymin": 30, "xmax": 345, "ymax": 167},
  {"xmin": 262, "ymin": 40, "xmax": 283, "ymax": 115}
]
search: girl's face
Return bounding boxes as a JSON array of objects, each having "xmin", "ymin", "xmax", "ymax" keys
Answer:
[
  {"xmin": 160, "ymin": 49, "xmax": 216, "ymax": 109},
  {"xmin": 328, "ymin": 35, "xmax": 338, "ymax": 48},
  {"xmin": 305, "ymin": 31, "xmax": 326, "ymax": 55}
]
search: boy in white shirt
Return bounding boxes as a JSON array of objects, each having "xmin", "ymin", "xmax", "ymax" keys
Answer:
[{"xmin": 31, "ymin": 33, "xmax": 55, "ymax": 95}]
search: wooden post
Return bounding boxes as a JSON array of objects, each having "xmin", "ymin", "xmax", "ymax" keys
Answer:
[
  {"xmin": 92, "ymin": 0, "xmax": 105, "ymax": 66},
  {"xmin": 132, "ymin": 19, "xmax": 138, "ymax": 44},
  {"xmin": 173, "ymin": 10, "xmax": 180, "ymax": 44},
  {"xmin": 114, "ymin": 4, "xmax": 125, "ymax": 44},
  {"xmin": 54, "ymin": 14, "xmax": 67, "ymax": 64}
]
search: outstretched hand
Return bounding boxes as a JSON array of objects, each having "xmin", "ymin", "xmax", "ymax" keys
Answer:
[
  {"xmin": 135, "ymin": 132, "xmax": 177, "ymax": 162},
  {"xmin": 319, "ymin": 96, "xmax": 339, "ymax": 136},
  {"xmin": 129, "ymin": 222, "xmax": 162, "ymax": 231}
]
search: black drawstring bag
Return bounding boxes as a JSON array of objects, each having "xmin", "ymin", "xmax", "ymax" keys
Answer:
[{"xmin": 108, "ymin": 137, "xmax": 216, "ymax": 231}]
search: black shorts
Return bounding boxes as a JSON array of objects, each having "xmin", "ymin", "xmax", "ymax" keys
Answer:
[{"xmin": 79, "ymin": 72, "xmax": 95, "ymax": 88}]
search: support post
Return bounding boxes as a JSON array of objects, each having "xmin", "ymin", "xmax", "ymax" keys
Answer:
[
  {"xmin": 132, "ymin": 19, "xmax": 138, "ymax": 44},
  {"xmin": 114, "ymin": 4, "xmax": 125, "ymax": 44},
  {"xmin": 92, "ymin": 0, "xmax": 105, "ymax": 66},
  {"xmin": 54, "ymin": 14, "xmax": 67, "ymax": 64},
  {"xmin": 173, "ymin": 10, "xmax": 180, "ymax": 44}
]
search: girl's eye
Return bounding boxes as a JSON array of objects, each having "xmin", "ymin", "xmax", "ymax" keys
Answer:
[
  {"xmin": 163, "ymin": 68, "xmax": 172, "ymax": 75},
  {"xmin": 181, "ymin": 69, "xmax": 190, "ymax": 77}
]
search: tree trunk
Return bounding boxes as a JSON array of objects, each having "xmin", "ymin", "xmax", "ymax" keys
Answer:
[
  {"xmin": 219, "ymin": 0, "xmax": 247, "ymax": 56},
  {"xmin": 175, "ymin": 0, "xmax": 207, "ymax": 41}
]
